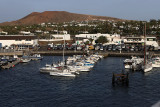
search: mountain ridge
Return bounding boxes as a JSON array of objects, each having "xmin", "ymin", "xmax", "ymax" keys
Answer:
[{"xmin": 0, "ymin": 11, "xmax": 127, "ymax": 26}]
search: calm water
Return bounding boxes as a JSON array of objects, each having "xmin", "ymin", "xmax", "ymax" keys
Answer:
[{"xmin": 0, "ymin": 56, "xmax": 160, "ymax": 107}]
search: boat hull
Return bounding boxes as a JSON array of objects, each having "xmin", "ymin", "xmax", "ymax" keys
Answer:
[{"xmin": 50, "ymin": 72, "xmax": 75, "ymax": 77}]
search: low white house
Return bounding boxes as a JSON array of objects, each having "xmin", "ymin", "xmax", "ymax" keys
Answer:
[
  {"xmin": 39, "ymin": 34, "xmax": 71, "ymax": 42},
  {"xmin": 75, "ymin": 33, "xmax": 120, "ymax": 44},
  {"xmin": 0, "ymin": 35, "xmax": 38, "ymax": 48},
  {"xmin": 20, "ymin": 31, "xmax": 31, "ymax": 35},
  {"xmin": 0, "ymin": 31, "xmax": 8, "ymax": 35},
  {"xmin": 51, "ymin": 34, "xmax": 71, "ymax": 40}
]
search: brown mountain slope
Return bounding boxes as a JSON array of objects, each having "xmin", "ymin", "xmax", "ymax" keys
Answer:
[{"xmin": 0, "ymin": 11, "xmax": 126, "ymax": 26}]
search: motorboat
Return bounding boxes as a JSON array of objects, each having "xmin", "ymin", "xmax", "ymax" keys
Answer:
[
  {"xmin": 20, "ymin": 58, "xmax": 31, "ymax": 63},
  {"xmin": 68, "ymin": 62, "xmax": 91, "ymax": 72},
  {"xmin": 30, "ymin": 54, "xmax": 43, "ymax": 60},
  {"xmin": 40, "ymin": 63, "xmax": 62, "ymax": 73},
  {"xmin": 124, "ymin": 59, "xmax": 133, "ymax": 69},
  {"xmin": 152, "ymin": 57, "xmax": 160, "ymax": 67},
  {"xmin": 142, "ymin": 61, "xmax": 153, "ymax": 72},
  {"xmin": 50, "ymin": 68, "xmax": 76, "ymax": 77}
]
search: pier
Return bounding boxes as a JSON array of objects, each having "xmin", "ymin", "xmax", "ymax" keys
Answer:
[{"xmin": 1, "ymin": 60, "xmax": 20, "ymax": 69}]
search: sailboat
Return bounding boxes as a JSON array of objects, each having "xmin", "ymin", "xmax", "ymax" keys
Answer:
[
  {"xmin": 142, "ymin": 23, "xmax": 153, "ymax": 72},
  {"xmin": 50, "ymin": 35, "xmax": 76, "ymax": 77}
]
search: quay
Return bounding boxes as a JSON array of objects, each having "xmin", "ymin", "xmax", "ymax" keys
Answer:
[
  {"xmin": 31, "ymin": 50, "xmax": 160, "ymax": 57},
  {"xmin": 0, "ymin": 50, "xmax": 160, "ymax": 57},
  {"xmin": 31, "ymin": 50, "xmax": 87, "ymax": 56},
  {"xmin": 0, "ymin": 51, "xmax": 23, "ymax": 56}
]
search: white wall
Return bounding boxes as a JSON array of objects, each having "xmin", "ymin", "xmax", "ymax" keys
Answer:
[
  {"xmin": 75, "ymin": 33, "xmax": 120, "ymax": 44},
  {"xmin": 51, "ymin": 34, "xmax": 71, "ymax": 40},
  {"xmin": 123, "ymin": 37, "xmax": 159, "ymax": 47},
  {"xmin": 0, "ymin": 40, "xmax": 38, "ymax": 47}
]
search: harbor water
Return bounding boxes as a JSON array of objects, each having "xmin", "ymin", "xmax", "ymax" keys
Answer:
[{"xmin": 0, "ymin": 56, "xmax": 160, "ymax": 107}]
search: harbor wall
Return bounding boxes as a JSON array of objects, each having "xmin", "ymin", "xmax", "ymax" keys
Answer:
[{"xmin": 0, "ymin": 50, "xmax": 159, "ymax": 57}]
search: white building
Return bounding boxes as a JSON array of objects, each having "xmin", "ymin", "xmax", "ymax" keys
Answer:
[
  {"xmin": 39, "ymin": 34, "xmax": 71, "ymax": 42},
  {"xmin": 35, "ymin": 30, "xmax": 43, "ymax": 33},
  {"xmin": 75, "ymin": 33, "xmax": 120, "ymax": 44},
  {"xmin": 123, "ymin": 36, "xmax": 159, "ymax": 48},
  {"xmin": 53, "ymin": 30, "xmax": 68, "ymax": 34},
  {"xmin": 52, "ymin": 34, "xmax": 70, "ymax": 40},
  {"xmin": 59, "ymin": 30, "xmax": 68, "ymax": 34},
  {"xmin": 0, "ymin": 31, "xmax": 8, "ymax": 35},
  {"xmin": 20, "ymin": 31, "xmax": 31, "ymax": 35},
  {"xmin": 0, "ymin": 35, "xmax": 38, "ymax": 47}
]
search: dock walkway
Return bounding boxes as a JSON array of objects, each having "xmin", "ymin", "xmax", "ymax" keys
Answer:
[{"xmin": 1, "ymin": 60, "xmax": 20, "ymax": 69}]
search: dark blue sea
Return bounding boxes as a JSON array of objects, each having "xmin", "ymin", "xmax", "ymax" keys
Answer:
[{"xmin": 0, "ymin": 56, "xmax": 160, "ymax": 107}]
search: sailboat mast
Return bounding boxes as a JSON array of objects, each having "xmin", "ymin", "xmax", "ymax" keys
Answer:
[
  {"xmin": 63, "ymin": 35, "xmax": 65, "ymax": 64},
  {"xmin": 144, "ymin": 23, "xmax": 146, "ymax": 65}
]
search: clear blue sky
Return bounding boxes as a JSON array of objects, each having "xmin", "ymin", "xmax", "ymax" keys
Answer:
[{"xmin": 0, "ymin": 0, "xmax": 160, "ymax": 23}]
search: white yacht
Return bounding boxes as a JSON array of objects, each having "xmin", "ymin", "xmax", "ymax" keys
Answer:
[
  {"xmin": 50, "ymin": 69, "xmax": 76, "ymax": 77},
  {"xmin": 68, "ymin": 62, "xmax": 91, "ymax": 72},
  {"xmin": 124, "ymin": 59, "xmax": 133, "ymax": 69},
  {"xmin": 152, "ymin": 57, "xmax": 160, "ymax": 67},
  {"xmin": 40, "ymin": 64, "xmax": 61, "ymax": 73},
  {"xmin": 142, "ymin": 61, "xmax": 153, "ymax": 72},
  {"xmin": 124, "ymin": 56, "xmax": 143, "ymax": 70},
  {"xmin": 20, "ymin": 58, "xmax": 31, "ymax": 63},
  {"xmin": 30, "ymin": 54, "xmax": 43, "ymax": 60}
]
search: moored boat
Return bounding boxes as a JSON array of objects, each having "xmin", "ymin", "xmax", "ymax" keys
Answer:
[{"xmin": 50, "ymin": 68, "xmax": 76, "ymax": 77}]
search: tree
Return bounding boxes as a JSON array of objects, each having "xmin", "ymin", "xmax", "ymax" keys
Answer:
[
  {"xmin": 84, "ymin": 41, "xmax": 90, "ymax": 45},
  {"xmin": 88, "ymin": 38, "xmax": 94, "ymax": 44},
  {"xmin": 96, "ymin": 36, "xmax": 108, "ymax": 44}
]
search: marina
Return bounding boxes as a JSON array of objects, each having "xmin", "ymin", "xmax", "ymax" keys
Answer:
[
  {"xmin": 0, "ymin": 56, "xmax": 160, "ymax": 106},
  {"xmin": 0, "ymin": 0, "xmax": 160, "ymax": 106}
]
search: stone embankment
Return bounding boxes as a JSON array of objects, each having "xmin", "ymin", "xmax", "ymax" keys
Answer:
[{"xmin": 0, "ymin": 50, "xmax": 159, "ymax": 57}]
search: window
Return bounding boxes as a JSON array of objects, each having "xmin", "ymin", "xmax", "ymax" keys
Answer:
[
  {"xmin": 147, "ymin": 38, "xmax": 156, "ymax": 41},
  {"xmin": 26, "ymin": 39, "xmax": 31, "ymax": 41},
  {"xmin": 15, "ymin": 39, "xmax": 21, "ymax": 41}
]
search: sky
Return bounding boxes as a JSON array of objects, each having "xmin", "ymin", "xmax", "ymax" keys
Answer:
[{"xmin": 0, "ymin": 0, "xmax": 160, "ymax": 23}]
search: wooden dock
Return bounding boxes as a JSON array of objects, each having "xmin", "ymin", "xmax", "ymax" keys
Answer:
[{"xmin": 1, "ymin": 60, "xmax": 20, "ymax": 69}]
